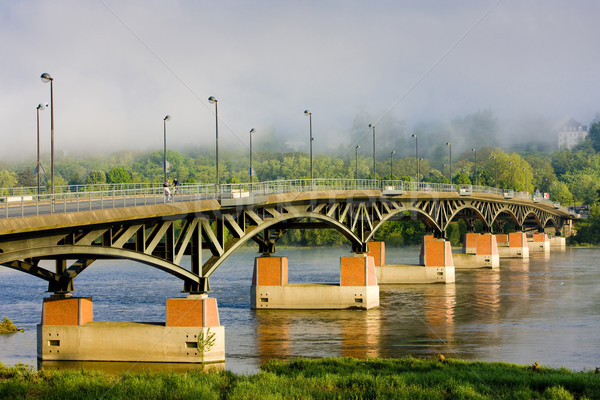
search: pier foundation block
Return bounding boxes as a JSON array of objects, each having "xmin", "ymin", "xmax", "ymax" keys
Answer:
[
  {"xmin": 38, "ymin": 295, "xmax": 225, "ymax": 364},
  {"xmin": 251, "ymin": 255, "xmax": 379, "ymax": 309},
  {"xmin": 375, "ymin": 236, "xmax": 455, "ymax": 284},
  {"xmin": 527, "ymin": 233, "xmax": 550, "ymax": 253},
  {"xmin": 453, "ymin": 233, "xmax": 500, "ymax": 269},
  {"xmin": 496, "ymin": 232, "xmax": 529, "ymax": 258}
]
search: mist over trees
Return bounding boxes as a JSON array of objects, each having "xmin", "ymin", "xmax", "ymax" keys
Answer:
[{"xmin": 3, "ymin": 109, "xmax": 600, "ymax": 244}]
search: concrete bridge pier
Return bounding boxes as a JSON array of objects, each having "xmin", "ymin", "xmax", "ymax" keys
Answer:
[
  {"xmin": 527, "ymin": 233, "xmax": 551, "ymax": 253},
  {"xmin": 453, "ymin": 233, "xmax": 500, "ymax": 269},
  {"xmin": 251, "ymin": 255, "xmax": 379, "ymax": 309},
  {"xmin": 37, "ymin": 295, "xmax": 225, "ymax": 366},
  {"xmin": 373, "ymin": 237, "xmax": 455, "ymax": 284},
  {"xmin": 496, "ymin": 232, "xmax": 529, "ymax": 258},
  {"xmin": 549, "ymin": 235, "xmax": 567, "ymax": 249}
]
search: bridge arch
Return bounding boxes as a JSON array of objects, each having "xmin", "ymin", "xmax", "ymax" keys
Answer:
[
  {"xmin": 202, "ymin": 210, "xmax": 364, "ymax": 279},
  {"xmin": 365, "ymin": 206, "xmax": 440, "ymax": 242},
  {"xmin": 443, "ymin": 204, "xmax": 489, "ymax": 232}
]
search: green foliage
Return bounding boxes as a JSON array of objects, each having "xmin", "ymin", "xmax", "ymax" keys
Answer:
[
  {"xmin": 571, "ymin": 205, "xmax": 600, "ymax": 245},
  {"xmin": 588, "ymin": 122, "xmax": 600, "ymax": 152},
  {"xmin": 1, "ymin": 357, "xmax": 598, "ymax": 399},
  {"xmin": 0, "ymin": 316, "xmax": 23, "ymax": 333},
  {"xmin": 197, "ymin": 327, "xmax": 217, "ymax": 354},
  {"xmin": 86, "ymin": 170, "xmax": 106, "ymax": 185},
  {"xmin": 0, "ymin": 170, "xmax": 18, "ymax": 188},
  {"xmin": 106, "ymin": 167, "xmax": 132, "ymax": 184}
]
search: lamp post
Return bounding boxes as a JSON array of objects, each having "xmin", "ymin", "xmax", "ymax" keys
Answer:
[
  {"xmin": 523, "ymin": 167, "xmax": 527, "ymax": 194},
  {"xmin": 40, "ymin": 73, "xmax": 54, "ymax": 200},
  {"xmin": 249, "ymin": 128, "xmax": 255, "ymax": 186},
  {"xmin": 208, "ymin": 96, "xmax": 219, "ymax": 192},
  {"xmin": 369, "ymin": 124, "xmax": 376, "ymax": 179},
  {"xmin": 411, "ymin": 134, "xmax": 419, "ymax": 182},
  {"xmin": 389, "ymin": 150, "xmax": 395, "ymax": 179},
  {"xmin": 304, "ymin": 110, "xmax": 313, "ymax": 186},
  {"xmin": 163, "ymin": 115, "xmax": 171, "ymax": 183},
  {"xmin": 446, "ymin": 142, "xmax": 452, "ymax": 184},
  {"xmin": 355, "ymin": 145, "xmax": 360, "ymax": 180},
  {"xmin": 509, "ymin": 161, "xmax": 514, "ymax": 189},
  {"xmin": 471, "ymin": 148, "xmax": 477, "ymax": 186},
  {"xmin": 36, "ymin": 103, "xmax": 46, "ymax": 197}
]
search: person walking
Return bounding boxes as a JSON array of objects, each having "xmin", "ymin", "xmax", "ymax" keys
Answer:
[
  {"xmin": 172, "ymin": 178, "xmax": 179, "ymax": 196},
  {"xmin": 163, "ymin": 181, "xmax": 171, "ymax": 202}
]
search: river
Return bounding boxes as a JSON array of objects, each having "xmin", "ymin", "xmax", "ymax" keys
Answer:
[{"xmin": 0, "ymin": 245, "xmax": 598, "ymax": 374}]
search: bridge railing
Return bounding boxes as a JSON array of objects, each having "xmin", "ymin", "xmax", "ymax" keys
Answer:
[{"xmin": 0, "ymin": 179, "xmax": 569, "ymax": 219}]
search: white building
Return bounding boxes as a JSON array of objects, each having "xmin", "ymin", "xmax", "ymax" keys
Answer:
[{"xmin": 558, "ymin": 118, "xmax": 588, "ymax": 149}]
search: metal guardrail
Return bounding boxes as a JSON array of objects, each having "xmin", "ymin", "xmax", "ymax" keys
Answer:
[{"xmin": 0, "ymin": 179, "xmax": 570, "ymax": 219}]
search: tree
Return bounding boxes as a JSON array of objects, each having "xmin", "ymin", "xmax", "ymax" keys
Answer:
[
  {"xmin": 0, "ymin": 171, "xmax": 18, "ymax": 188},
  {"xmin": 17, "ymin": 170, "xmax": 37, "ymax": 187},
  {"xmin": 106, "ymin": 167, "xmax": 132, "ymax": 184},
  {"xmin": 588, "ymin": 122, "xmax": 600, "ymax": 152},
  {"xmin": 86, "ymin": 170, "xmax": 106, "ymax": 185}
]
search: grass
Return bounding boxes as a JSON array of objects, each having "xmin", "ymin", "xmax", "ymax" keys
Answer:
[
  {"xmin": 1, "ymin": 356, "xmax": 599, "ymax": 399},
  {"xmin": 0, "ymin": 317, "xmax": 23, "ymax": 334}
]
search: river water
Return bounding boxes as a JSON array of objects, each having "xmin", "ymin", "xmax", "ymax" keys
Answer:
[{"xmin": 0, "ymin": 246, "xmax": 598, "ymax": 374}]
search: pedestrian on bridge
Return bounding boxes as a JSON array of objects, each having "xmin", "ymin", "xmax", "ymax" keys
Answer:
[
  {"xmin": 163, "ymin": 181, "xmax": 171, "ymax": 202},
  {"xmin": 172, "ymin": 178, "xmax": 179, "ymax": 196}
]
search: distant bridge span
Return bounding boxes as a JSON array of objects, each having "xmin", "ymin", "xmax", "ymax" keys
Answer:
[{"xmin": 0, "ymin": 179, "xmax": 572, "ymax": 294}]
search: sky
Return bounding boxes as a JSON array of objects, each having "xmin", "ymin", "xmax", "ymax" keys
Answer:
[{"xmin": 1, "ymin": 0, "xmax": 599, "ymax": 162}]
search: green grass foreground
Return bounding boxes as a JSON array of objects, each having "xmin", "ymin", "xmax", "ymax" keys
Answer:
[{"xmin": 1, "ymin": 357, "xmax": 599, "ymax": 399}]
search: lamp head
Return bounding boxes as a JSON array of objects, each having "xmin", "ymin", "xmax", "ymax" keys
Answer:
[
  {"xmin": 37, "ymin": 103, "xmax": 47, "ymax": 110},
  {"xmin": 250, "ymin": 128, "xmax": 255, "ymax": 134},
  {"xmin": 208, "ymin": 96, "xmax": 217, "ymax": 104},
  {"xmin": 164, "ymin": 115, "xmax": 171, "ymax": 121},
  {"xmin": 446, "ymin": 142, "xmax": 450, "ymax": 146},
  {"xmin": 304, "ymin": 110, "xmax": 311, "ymax": 116},
  {"xmin": 391, "ymin": 151, "xmax": 395, "ymax": 155},
  {"xmin": 411, "ymin": 134, "xmax": 417, "ymax": 138},
  {"xmin": 369, "ymin": 123, "xmax": 374, "ymax": 128},
  {"xmin": 40, "ymin": 73, "xmax": 53, "ymax": 83},
  {"xmin": 472, "ymin": 148, "xmax": 476, "ymax": 152},
  {"xmin": 356, "ymin": 145, "xmax": 360, "ymax": 149}
]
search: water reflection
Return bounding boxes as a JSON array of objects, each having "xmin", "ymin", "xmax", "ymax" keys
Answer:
[{"xmin": 254, "ymin": 308, "xmax": 382, "ymax": 362}]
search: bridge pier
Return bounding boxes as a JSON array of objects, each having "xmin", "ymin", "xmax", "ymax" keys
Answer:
[
  {"xmin": 251, "ymin": 255, "xmax": 379, "ymax": 309},
  {"xmin": 549, "ymin": 235, "xmax": 566, "ymax": 249},
  {"xmin": 373, "ymin": 238, "xmax": 455, "ymax": 284},
  {"xmin": 37, "ymin": 295, "xmax": 225, "ymax": 366},
  {"xmin": 453, "ymin": 233, "xmax": 500, "ymax": 269},
  {"xmin": 496, "ymin": 232, "xmax": 529, "ymax": 258},
  {"xmin": 527, "ymin": 233, "xmax": 550, "ymax": 253}
]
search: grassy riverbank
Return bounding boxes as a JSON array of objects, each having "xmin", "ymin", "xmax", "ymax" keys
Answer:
[{"xmin": 1, "ymin": 357, "xmax": 599, "ymax": 399}]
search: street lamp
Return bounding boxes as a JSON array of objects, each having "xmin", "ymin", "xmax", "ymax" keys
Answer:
[
  {"xmin": 40, "ymin": 73, "xmax": 54, "ymax": 199},
  {"xmin": 446, "ymin": 142, "xmax": 452, "ymax": 184},
  {"xmin": 355, "ymin": 145, "xmax": 360, "ymax": 180},
  {"xmin": 523, "ymin": 167, "xmax": 527, "ymax": 194},
  {"xmin": 471, "ymin": 148, "xmax": 477, "ymax": 186},
  {"xmin": 209, "ymin": 96, "xmax": 219, "ymax": 191},
  {"xmin": 163, "ymin": 115, "xmax": 171, "ymax": 183},
  {"xmin": 508, "ymin": 161, "xmax": 514, "ymax": 189},
  {"xmin": 369, "ymin": 124, "xmax": 376, "ymax": 179},
  {"xmin": 411, "ymin": 134, "xmax": 419, "ymax": 182},
  {"xmin": 36, "ymin": 103, "xmax": 46, "ymax": 197},
  {"xmin": 304, "ymin": 110, "xmax": 314, "ymax": 186},
  {"xmin": 249, "ymin": 128, "xmax": 255, "ymax": 185},
  {"xmin": 390, "ymin": 150, "xmax": 395, "ymax": 179}
]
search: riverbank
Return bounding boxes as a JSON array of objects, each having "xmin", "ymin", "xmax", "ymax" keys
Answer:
[{"xmin": 1, "ymin": 357, "xmax": 598, "ymax": 399}]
